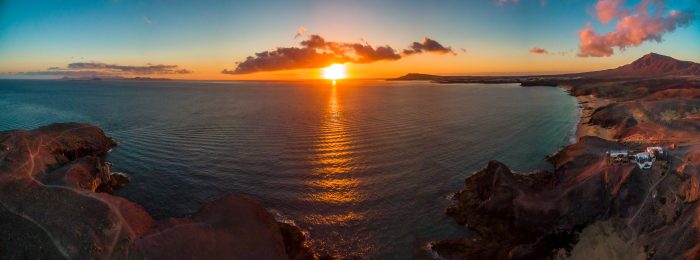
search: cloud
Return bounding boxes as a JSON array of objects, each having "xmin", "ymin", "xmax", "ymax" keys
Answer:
[
  {"xmin": 17, "ymin": 70, "xmax": 108, "ymax": 77},
  {"xmin": 294, "ymin": 26, "xmax": 307, "ymax": 39},
  {"xmin": 14, "ymin": 62, "xmax": 192, "ymax": 78},
  {"xmin": 346, "ymin": 44, "xmax": 402, "ymax": 63},
  {"xmin": 222, "ymin": 48, "xmax": 347, "ymax": 75},
  {"xmin": 223, "ymin": 34, "xmax": 452, "ymax": 74},
  {"xmin": 529, "ymin": 47, "xmax": 549, "ymax": 54},
  {"xmin": 595, "ymin": 0, "xmax": 626, "ymax": 24},
  {"xmin": 529, "ymin": 47, "xmax": 572, "ymax": 56},
  {"xmin": 578, "ymin": 0, "xmax": 694, "ymax": 57},
  {"xmin": 402, "ymin": 37, "xmax": 455, "ymax": 55}
]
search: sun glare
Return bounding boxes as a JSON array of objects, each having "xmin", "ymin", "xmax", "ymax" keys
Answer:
[{"xmin": 322, "ymin": 64, "xmax": 347, "ymax": 81}]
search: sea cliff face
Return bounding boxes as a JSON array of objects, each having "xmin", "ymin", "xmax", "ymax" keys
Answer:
[
  {"xmin": 0, "ymin": 123, "xmax": 314, "ymax": 259},
  {"xmin": 432, "ymin": 76, "xmax": 700, "ymax": 259}
]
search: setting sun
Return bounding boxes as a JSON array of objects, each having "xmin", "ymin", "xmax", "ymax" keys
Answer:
[{"xmin": 322, "ymin": 64, "xmax": 347, "ymax": 81}]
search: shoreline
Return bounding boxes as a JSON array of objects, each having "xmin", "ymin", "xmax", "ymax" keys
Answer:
[
  {"xmin": 573, "ymin": 94, "xmax": 615, "ymax": 141},
  {"xmin": 560, "ymin": 85, "xmax": 615, "ymax": 141},
  {"xmin": 564, "ymin": 85, "xmax": 584, "ymax": 145},
  {"xmin": 430, "ymin": 76, "xmax": 700, "ymax": 259}
]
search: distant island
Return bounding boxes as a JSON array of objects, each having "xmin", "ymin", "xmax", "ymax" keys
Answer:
[{"xmin": 418, "ymin": 53, "xmax": 700, "ymax": 259}]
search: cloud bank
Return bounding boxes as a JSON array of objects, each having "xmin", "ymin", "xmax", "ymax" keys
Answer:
[
  {"xmin": 17, "ymin": 62, "xmax": 192, "ymax": 77},
  {"xmin": 223, "ymin": 35, "xmax": 455, "ymax": 74},
  {"xmin": 65, "ymin": 62, "xmax": 192, "ymax": 74},
  {"xmin": 578, "ymin": 0, "xmax": 694, "ymax": 57}
]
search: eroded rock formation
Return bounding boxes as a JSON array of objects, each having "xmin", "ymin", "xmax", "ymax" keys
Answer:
[{"xmin": 0, "ymin": 123, "xmax": 314, "ymax": 259}]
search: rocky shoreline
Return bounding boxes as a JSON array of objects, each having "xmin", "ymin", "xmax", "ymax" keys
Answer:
[
  {"xmin": 0, "ymin": 123, "xmax": 315, "ymax": 259},
  {"xmin": 429, "ymin": 75, "xmax": 700, "ymax": 258}
]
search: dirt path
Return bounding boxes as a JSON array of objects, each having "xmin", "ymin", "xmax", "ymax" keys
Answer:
[{"xmin": 624, "ymin": 154, "xmax": 675, "ymax": 239}]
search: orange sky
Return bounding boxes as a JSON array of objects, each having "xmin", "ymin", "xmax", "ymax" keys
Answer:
[
  {"xmin": 142, "ymin": 50, "xmax": 700, "ymax": 80},
  {"xmin": 1, "ymin": 0, "xmax": 698, "ymax": 80}
]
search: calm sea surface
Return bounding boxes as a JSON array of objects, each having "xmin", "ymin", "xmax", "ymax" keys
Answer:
[{"xmin": 0, "ymin": 79, "xmax": 579, "ymax": 259}]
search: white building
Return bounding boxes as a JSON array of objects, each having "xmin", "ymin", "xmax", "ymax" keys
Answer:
[
  {"xmin": 633, "ymin": 152, "xmax": 654, "ymax": 169},
  {"xmin": 607, "ymin": 147, "xmax": 665, "ymax": 170}
]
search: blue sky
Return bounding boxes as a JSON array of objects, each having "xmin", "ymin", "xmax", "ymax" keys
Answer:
[{"xmin": 1, "ymin": 0, "xmax": 698, "ymax": 79}]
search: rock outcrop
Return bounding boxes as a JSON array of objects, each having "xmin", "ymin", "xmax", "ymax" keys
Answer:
[
  {"xmin": 432, "ymin": 141, "xmax": 699, "ymax": 259},
  {"xmin": 0, "ymin": 123, "xmax": 314, "ymax": 259},
  {"xmin": 432, "ymin": 73, "xmax": 700, "ymax": 259}
]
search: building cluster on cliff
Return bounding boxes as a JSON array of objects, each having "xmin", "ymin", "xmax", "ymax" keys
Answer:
[{"xmin": 606, "ymin": 147, "xmax": 666, "ymax": 170}]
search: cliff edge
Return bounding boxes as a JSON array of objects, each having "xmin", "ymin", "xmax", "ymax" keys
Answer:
[{"xmin": 0, "ymin": 123, "xmax": 314, "ymax": 259}]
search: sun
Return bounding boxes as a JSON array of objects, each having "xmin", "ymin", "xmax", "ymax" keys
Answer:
[{"xmin": 322, "ymin": 64, "xmax": 347, "ymax": 81}]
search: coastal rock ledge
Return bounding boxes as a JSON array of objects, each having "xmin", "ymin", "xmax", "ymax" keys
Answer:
[
  {"xmin": 431, "ymin": 136, "xmax": 700, "ymax": 259},
  {"xmin": 0, "ymin": 123, "xmax": 314, "ymax": 259}
]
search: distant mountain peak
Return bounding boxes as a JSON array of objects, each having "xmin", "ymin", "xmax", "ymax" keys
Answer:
[
  {"xmin": 642, "ymin": 52, "xmax": 664, "ymax": 58},
  {"xmin": 633, "ymin": 52, "xmax": 675, "ymax": 64},
  {"xmin": 584, "ymin": 53, "xmax": 700, "ymax": 78}
]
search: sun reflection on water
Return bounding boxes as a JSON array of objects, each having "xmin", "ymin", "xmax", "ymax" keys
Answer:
[
  {"xmin": 301, "ymin": 83, "xmax": 372, "ymax": 257},
  {"xmin": 305, "ymin": 84, "xmax": 364, "ymax": 219}
]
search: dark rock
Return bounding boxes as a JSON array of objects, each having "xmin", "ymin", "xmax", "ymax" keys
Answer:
[
  {"xmin": 279, "ymin": 222, "xmax": 316, "ymax": 260},
  {"xmin": 433, "ymin": 136, "xmax": 698, "ymax": 259},
  {"xmin": 0, "ymin": 123, "xmax": 316, "ymax": 259},
  {"xmin": 136, "ymin": 194, "xmax": 292, "ymax": 259}
]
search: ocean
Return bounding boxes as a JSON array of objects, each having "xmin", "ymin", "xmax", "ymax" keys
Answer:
[{"xmin": 0, "ymin": 79, "xmax": 579, "ymax": 259}]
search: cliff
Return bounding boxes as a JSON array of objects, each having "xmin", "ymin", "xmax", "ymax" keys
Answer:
[
  {"xmin": 0, "ymin": 123, "xmax": 314, "ymax": 259},
  {"xmin": 431, "ymin": 56, "xmax": 700, "ymax": 259},
  {"xmin": 433, "ymin": 130, "xmax": 700, "ymax": 258}
]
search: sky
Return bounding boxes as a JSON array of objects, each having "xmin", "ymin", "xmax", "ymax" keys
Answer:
[{"xmin": 0, "ymin": 0, "xmax": 698, "ymax": 80}]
